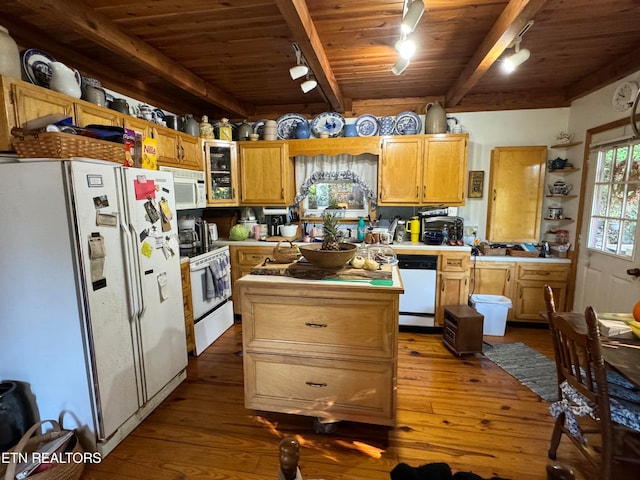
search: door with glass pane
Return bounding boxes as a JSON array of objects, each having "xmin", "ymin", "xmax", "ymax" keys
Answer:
[
  {"xmin": 204, "ymin": 140, "xmax": 238, "ymax": 206},
  {"xmin": 574, "ymin": 140, "xmax": 640, "ymax": 313}
]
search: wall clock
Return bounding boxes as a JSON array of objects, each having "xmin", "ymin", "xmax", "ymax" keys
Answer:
[{"xmin": 612, "ymin": 81, "xmax": 639, "ymax": 111}]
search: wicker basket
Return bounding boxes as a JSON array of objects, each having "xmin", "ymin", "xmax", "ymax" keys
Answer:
[
  {"xmin": 1, "ymin": 420, "xmax": 84, "ymax": 480},
  {"xmin": 507, "ymin": 247, "xmax": 540, "ymax": 257},
  {"xmin": 479, "ymin": 244, "xmax": 507, "ymax": 256},
  {"xmin": 272, "ymin": 241, "xmax": 301, "ymax": 264},
  {"xmin": 12, "ymin": 132, "xmax": 124, "ymax": 163}
]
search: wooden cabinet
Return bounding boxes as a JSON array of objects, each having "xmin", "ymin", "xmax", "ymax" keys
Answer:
[
  {"xmin": 486, "ymin": 146, "xmax": 547, "ymax": 242},
  {"xmin": 204, "ymin": 140, "xmax": 238, "ymax": 206},
  {"xmin": 155, "ymin": 125, "xmax": 203, "ymax": 170},
  {"xmin": 123, "ymin": 116, "xmax": 153, "ymax": 140},
  {"xmin": 229, "ymin": 245, "xmax": 273, "ymax": 314},
  {"xmin": 512, "ymin": 262, "xmax": 570, "ymax": 322},
  {"xmin": 436, "ymin": 251, "xmax": 470, "ymax": 325},
  {"xmin": 238, "ymin": 141, "xmax": 294, "ymax": 206},
  {"xmin": 239, "ymin": 276, "xmax": 399, "ymax": 426},
  {"xmin": 378, "ymin": 134, "xmax": 468, "ymax": 206},
  {"xmin": 75, "ymin": 100, "xmax": 123, "ymax": 127},
  {"xmin": 469, "ymin": 260, "xmax": 515, "ymax": 320},
  {"xmin": 0, "ymin": 77, "xmax": 75, "ymax": 150},
  {"xmin": 180, "ymin": 261, "xmax": 195, "ymax": 355}
]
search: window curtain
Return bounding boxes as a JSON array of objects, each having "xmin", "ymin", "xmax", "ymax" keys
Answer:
[{"xmin": 293, "ymin": 154, "xmax": 378, "ymax": 207}]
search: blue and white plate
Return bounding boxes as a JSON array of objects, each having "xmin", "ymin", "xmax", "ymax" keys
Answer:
[
  {"xmin": 355, "ymin": 114, "xmax": 379, "ymax": 136},
  {"xmin": 22, "ymin": 49, "xmax": 57, "ymax": 88},
  {"xmin": 276, "ymin": 113, "xmax": 308, "ymax": 139},
  {"xmin": 311, "ymin": 112, "xmax": 345, "ymax": 137},
  {"xmin": 394, "ymin": 111, "xmax": 422, "ymax": 135}
]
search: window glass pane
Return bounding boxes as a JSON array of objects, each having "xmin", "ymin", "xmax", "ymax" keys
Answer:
[
  {"xmin": 605, "ymin": 219, "xmax": 620, "ymax": 253},
  {"xmin": 608, "ymin": 184, "xmax": 624, "ymax": 218},
  {"xmin": 613, "ymin": 146, "xmax": 629, "ymax": 182},
  {"xmin": 625, "ymin": 184, "xmax": 639, "ymax": 219},
  {"xmin": 592, "ymin": 185, "xmax": 609, "ymax": 216},
  {"xmin": 630, "ymin": 145, "xmax": 640, "ymax": 181},
  {"xmin": 589, "ymin": 218, "xmax": 605, "ymax": 249},
  {"xmin": 621, "ymin": 220, "xmax": 636, "ymax": 257},
  {"xmin": 599, "ymin": 149, "xmax": 613, "ymax": 182}
]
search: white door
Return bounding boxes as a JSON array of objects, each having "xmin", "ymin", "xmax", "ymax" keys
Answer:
[
  {"xmin": 69, "ymin": 160, "xmax": 140, "ymax": 440},
  {"xmin": 573, "ymin": 139, "xmax": 640, "ymax": 313},
  {"xmin": 122, "ymin": 168, "xmax": 187, "ymax": 402}
]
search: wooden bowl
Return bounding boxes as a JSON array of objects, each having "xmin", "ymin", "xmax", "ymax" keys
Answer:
[{"xmin": 298, "ymin": 243, "xmax": 357, "ymax": 268}]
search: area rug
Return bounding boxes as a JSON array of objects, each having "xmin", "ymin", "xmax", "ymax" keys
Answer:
[{"xmin": 483, "ymin": 342, "xmax": 558, "ymax": 402}]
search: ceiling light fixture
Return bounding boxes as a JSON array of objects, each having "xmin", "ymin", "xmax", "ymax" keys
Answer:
[
  {"xmin": 391, "ymin": 1, "xmax": 424, "ymax": 75},
  {"xmin": 290, "ymin": 42, "xmax": 317, "ymax": 93},
  {"xmin": 502, "ymin": 20, "xmax": 534, "ymax": 74},
  {"xmin": 401, "ymin": 0, "xmax": 425, "ymax": 34},
  {"xmin": 301, "ymin": 79, "xmax": 318, "ymax": 93}
]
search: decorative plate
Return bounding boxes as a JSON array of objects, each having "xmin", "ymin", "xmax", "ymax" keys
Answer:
[
  {"xmin": 394, "ymin": 111, "xmax": 422, "ymax": 135},
  {"xmin": 276, "ymin": 113, "xmax": 308, "ymax": 139},
  {"xmin": 22, "ymin": 48, "xmax": 57, "ymax": 88},
  {"xmin": 355, "ymin": 114, "xmax": 379, "ymax": 136},
  {"xmin": 311, "ymin": 112, "xmax": 345, "ymax": 138}
]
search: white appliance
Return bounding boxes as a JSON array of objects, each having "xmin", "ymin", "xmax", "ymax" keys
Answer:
[
  {"xmin": 186, "ymin": 246, "xmax": 234, "ymax": 355},
  {"xmin": 0, "ymin": 159, "xmax": 188, "ymax": 456},
  {"xmin": 159, "ymin": 165, "xmax": 206, "ymax": 210},
  {"xmin": 397, "ymin": 254, "xmax": 438, "ymax": 327}
]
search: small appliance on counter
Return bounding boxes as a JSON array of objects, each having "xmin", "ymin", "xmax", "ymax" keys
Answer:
[
  {"xmin": 178, "ymin": 214, "xmax": 200, "ymax": 249},
  {"xmin": 264, "ymin": 207, "xmax": 288, "ymax": 237},
  {"xmin": 420, "ymin": 215, "xmax": 464, "ymax": 245}
]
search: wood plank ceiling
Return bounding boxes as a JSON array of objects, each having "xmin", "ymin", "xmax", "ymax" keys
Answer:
[{"xmin": 1, "ymin": 0, "xmax": 640, "ymax": 121}]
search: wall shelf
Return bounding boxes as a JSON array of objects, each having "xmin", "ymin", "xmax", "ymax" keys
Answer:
[
  {"xmin": 547, "ymin": 167, "xmax": 580, "ymax": 174},
  {"xmin": 549, "ymin": 141, "xmax": 583, "ymax": 149},
  {"xmin": 543, "ymin": 218, "xmax": 574, "ymax": 223},
  {"xmin": 545, "ymin": 194, "xmax": 578, "ymax": 198}
]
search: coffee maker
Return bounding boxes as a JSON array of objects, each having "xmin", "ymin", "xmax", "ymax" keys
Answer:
[{"xmin": 264, "ymin": 207, "xmax": 288, "ymax": 237}]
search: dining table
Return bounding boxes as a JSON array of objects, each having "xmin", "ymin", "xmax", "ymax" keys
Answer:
[{"xmin": 555, "ymin": 312, "xmax": 640, "ymax": 388}]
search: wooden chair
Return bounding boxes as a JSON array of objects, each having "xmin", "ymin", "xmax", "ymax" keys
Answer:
[
  {"xmin": 547, "ymin": 305, "xmax": 640, "ymax": 479},
  {"xmin": 543, "ymin": 285, "xmax": 563, "ymax": 400}
]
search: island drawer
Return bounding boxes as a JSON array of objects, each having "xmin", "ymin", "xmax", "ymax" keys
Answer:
[
  {"xmin": 516, "ymin": 263, "xmax": 569, "ymax": 282},
  {"xmin": 244, "ymin": 353, "xmax": 395, "ymax": 425},
  {"xmin": 243, "ymin": 294, "xmax": 396, "ymax": 359}
]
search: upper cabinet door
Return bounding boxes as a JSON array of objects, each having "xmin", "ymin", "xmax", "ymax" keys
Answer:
[
  {"xmin": 11, "ymin": 82, "xmax": 74, "ymax": 130},
  {"xmin": 379, "ymin": 137, "xmax": 423, "ymax": 204},
  {"xmin": 75, "ymin": 101, "xmax": 123, "ymax": 128},
  {"xmin": 486, "ymin": 146, "xmax": 547, "ymax": 242},
  {"xmin": 238, "ymin": 141, "xmax": 293, "ymax": 206},
  {"xmin": 422, "ymin": 135, "xmax": 468, "ymax": 205}
]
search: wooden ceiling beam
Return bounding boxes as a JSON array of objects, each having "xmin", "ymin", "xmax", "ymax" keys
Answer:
[
  {"xmin": 14, "ymin": 0, "xmax": 252, "ymax": 117},
  {"xmin": 274, "ymin": 0, "xmax": 345, "ymax": 113},
  {"xmin": 446, "ymin": 0, "xmax": 550, "ymax": 107}
]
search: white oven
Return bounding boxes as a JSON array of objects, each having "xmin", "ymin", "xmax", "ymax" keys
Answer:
[
  {"xmin": 159, "ymin": 166, "xmax": 206, "ymax": 210},
  {"xmin": 188, "ymin": 246, "xmax": 234, "ymax": 355}
]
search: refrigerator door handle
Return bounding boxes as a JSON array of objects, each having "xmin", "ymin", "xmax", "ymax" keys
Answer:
[
  {"xmin": 119, "ymin": 220, "xmax": 139, "ymax": 321},
  {"xmin": 127, "ymin": 222, "xmax": 146, "ymax": 318}
]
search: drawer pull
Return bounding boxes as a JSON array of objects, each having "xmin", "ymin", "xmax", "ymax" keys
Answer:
[
  {"xmin": 305, "ymin": 381, "xmax": 328, "ymax": 388},
  {"xmin": 305, "ymin": 322, "xmax": 328, "ymax": 328},
  {"xmin": 533, "ymin": 271, "xmax": 551, "ymax": 276}
]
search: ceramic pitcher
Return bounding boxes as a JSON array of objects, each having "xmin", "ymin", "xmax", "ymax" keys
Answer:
[
  {"xmin": 425, "ymin": 101, "xmax": 447, "ymax": 134},
  {"xmin": 49, "ymin": 62, "xmax": 82, "ymax": 98}
]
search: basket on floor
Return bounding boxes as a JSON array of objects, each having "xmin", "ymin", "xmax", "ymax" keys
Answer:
[
  {"xmin": 1, "ymin": 420, "xmax": 85, "ymax": 480},
  {"xmin": 12, "ymin": 131, "xmax": 124, "ymax": 163}
]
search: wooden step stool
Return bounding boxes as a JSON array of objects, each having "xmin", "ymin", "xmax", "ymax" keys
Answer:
[{"xmin": 442, "ymin": 305, "xmax": 484, "ymax": 355}]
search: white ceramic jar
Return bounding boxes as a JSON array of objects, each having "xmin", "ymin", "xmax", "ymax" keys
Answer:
[{"xmin": 0, "ymin": 26, "xmax": 21, "ymax": 79}]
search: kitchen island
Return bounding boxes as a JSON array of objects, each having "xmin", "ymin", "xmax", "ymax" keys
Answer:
[{"xmin": 237, "ymin": 265, "xmax": 403, "ymax": 427}]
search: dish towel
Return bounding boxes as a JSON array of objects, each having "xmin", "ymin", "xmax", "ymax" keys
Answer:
[{"xmin": 206, "ymin": 257, "xmax": 231, "ymax": 300}]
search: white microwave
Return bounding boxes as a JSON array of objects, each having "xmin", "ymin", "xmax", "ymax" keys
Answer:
[{"xmin": 159, "ymin": 166, "xmax": 207, "ymax": 210}]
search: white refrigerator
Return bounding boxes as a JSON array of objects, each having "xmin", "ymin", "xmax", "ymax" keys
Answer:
[{"xmin": 0, "ymin": 159, "xmax": 187, "ymax": 456}]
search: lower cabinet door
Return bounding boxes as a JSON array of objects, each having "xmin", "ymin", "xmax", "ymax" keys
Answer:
[{"xmin": 244, "ymin": 353, "xmax": 395, "ymax": 426}]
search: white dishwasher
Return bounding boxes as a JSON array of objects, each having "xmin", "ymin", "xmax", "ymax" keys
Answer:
[{"xmin": 397, "ymin": 254, "xmax": 438, "ymax": 327}]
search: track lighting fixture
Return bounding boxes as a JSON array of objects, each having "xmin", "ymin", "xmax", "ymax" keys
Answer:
[
  {"xmin": 392, "ymin": 1, "xmax": 424, "ymax": 75},
  {"xmin": 401, "ymin": 0, "xmax": 425, "ymax": 34},
  {"xmin": 289, "ymin": 64, "xmax": 309, "ymax": 80},
  {"xmin": 502, "ymin": 20, "xmax": 534, "ymax": 73},
  {"xmin": 290, "ymin": 42, "xmax": 317, "ymax": 93},
  {"xmin": 301, "ymin": 79, "xmax": 317, "ymax": 93}
]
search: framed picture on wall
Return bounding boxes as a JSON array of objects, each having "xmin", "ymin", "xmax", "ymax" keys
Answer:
[{"xmin": 468, "ymin": 171, "xmax": 484, "ymax": 199}]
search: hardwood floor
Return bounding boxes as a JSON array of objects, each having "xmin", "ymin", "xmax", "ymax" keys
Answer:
[{"xmin": 83, "ymin": 323, "xmax": 595, "ymax": 480}]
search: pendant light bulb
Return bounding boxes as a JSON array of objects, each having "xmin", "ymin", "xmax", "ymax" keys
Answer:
[
  {"xmin": 395, "ymin": 38, "xmax": 416, "ymax": 59},
  {"xmin": 401, "ymin": 0, "xmax": 425, "ymax": 34},
  {"xmin": 301, "ymin": 79, "xmax": 317, "ymax": 93},
  {"xmin": 502, "ymin": 48, "xmax": 530, "ymax": 73}
]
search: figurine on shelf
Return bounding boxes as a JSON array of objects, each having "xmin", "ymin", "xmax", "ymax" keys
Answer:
[
  {"xmin": 218, "ymin": 117, "xmax": 233, "ymax": 141},
  {"xmin": 555, "ymin": 131, "xmax": 573, "ymax": 144},
  {"xmin": 199, "ymin": 115, "xmax": 215, "ymax": 139}
]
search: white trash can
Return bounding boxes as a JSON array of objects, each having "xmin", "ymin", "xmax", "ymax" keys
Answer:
[{"xmin": 469, "ymin": 294, "xmax": 512, "ymax": 336}]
